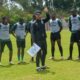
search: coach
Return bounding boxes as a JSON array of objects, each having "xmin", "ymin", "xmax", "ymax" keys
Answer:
[{"xmin": 32, "ymin": 7, "xmax": 50, "ymax": 71}]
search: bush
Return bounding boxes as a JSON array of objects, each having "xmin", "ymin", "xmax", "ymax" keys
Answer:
[{"xmin": 0, "ymin": 6, "xmax": 33, "ymax": 24}]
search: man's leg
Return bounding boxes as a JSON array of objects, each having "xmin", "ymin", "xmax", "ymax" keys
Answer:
[
  {"xmin": 77, "ymin": 42, "xmax": 80, "ymax": 59},
  {"xmin": 21, "ymin": 40, "xmax": 25, "ymax": 62},
  {"xmin": 76, "ymin": 32, "xmax": 80, "ymax": 59},
  {"xmin": 50, "ymin": 33, "xmax": 55, "ymax": 59},
  {"xmin": 57, "ymin": 39, "xmax": 63, "ymax": 58},
  {"xmin": 68, "ymin": 33, "xmax": 74, "ymax": 60},
  {"xmin": 68, "ymin": 42, "xmax": 74, "ymax": 60},
  {"xmin": 21, "ymin": 48, "xmax": 25, "ymax": 62},
  {"xmin": 41, "ymin": 41, "xmax": 47, "ymax": 68},
  {"xmin": 17, "ymin": 48, "xmax": 21, "ymax": 63},
  {"xmin": 0, "ymin": 51, "xmax": 2, "ymax": 63},
  {"xmin": 9, "ymin": 50, "xmax": 13, "ymax": 63},
  {"xmin": 50, "ymin": 40, "xmax": 55, "ymax": 59},
  {"xmin": 0, "ymin": 41, "xmax": 5, "ymax": 64},
  {"xmin": 16, "ymin": 40, "xmax": 21, "ymax": 63},
  {"xmin": 7, "ymin": 40, "xmax": 13, "ymax": 64},
  {"xmin": 36, "ymin": 50, "xmax": 41, "ymax": 71},
  {"xmin": 0, "ymin": 40, "xmax": 1, "ymax": 53}
]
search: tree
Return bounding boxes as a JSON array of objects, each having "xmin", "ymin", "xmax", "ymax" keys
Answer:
[{"xmin": 53, "ymin": 0, "xmax": 74, "ymax": 10}]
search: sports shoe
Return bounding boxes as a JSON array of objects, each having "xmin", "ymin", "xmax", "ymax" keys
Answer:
[
  {"xmin": 77, "ymin": 57, "xmax": 80, "ymax": 60},
  {"xmin": 41, "ymin": 66, "xmax": 49, "ymax": 70},
  {"xmin": 21, "ymin": 61, "xmax": 26, "ymax": 64},
  {"xmin": 9, "ymin": 61, "xmax": 14, "ymax": 65},
  {"xmin": 61, "ymin": 56, "xmax": 64, "ymax": 60},
  {"xmin": 49, "ymin": 57, "xmax": 55, "ymax": 60},
  {"xmin": 0, "ymin": 62, "xmax": 2, "ymax": 66},
  {"xmin": 18, "ymin": 61, "xmax": 21, "ymax": 64},
  {"xmin": 67, "ymin": 56, "xmax": 72, "ymax": 60},
  {"xmin": 30, "ymin": 58, "xmax": 34, "ymax": 62},
  {"xmin": 36, "ymin": 67, "xmax": 42, "ymax": 72}
]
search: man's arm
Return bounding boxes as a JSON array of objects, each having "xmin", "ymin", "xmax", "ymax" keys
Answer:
[
  {"xmin": 69, "ymin": 17, "xmax": 72, "ymax": 32},
  {"xmin": 11, "ymin": 24, "xmax": 17, "ymax": 38},
  {"xmin": 78, "ymin": 16, "xmax": 80, "ymax": 31},
  {"xmin": 58, "ymin": 20, "xmax": 63, "ymax": 32},
  {"xmin": 26, "ymin": 22, "xmax": 31, "ymax": 33},
  {"xmin": 43, "ymin": 7, "xmax": 50, "ymax": 23},
  {"xmin": 25, "ymin": 23, "xmax": 29, "ymax": 37},
  {"xmin": 9, "ymin": 24, "xmax": 13, "ymax": 34}
]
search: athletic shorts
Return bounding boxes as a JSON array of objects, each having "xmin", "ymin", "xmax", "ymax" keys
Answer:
[
  {"xmin": 16, "ymin": 39, "xmax": 25, "ymax": 48},
  {"xmin": 70, "ymin": 32, "xmax": 80, "ymax": 43},
  {"xmin": 50, "ymin": 32, "xmax": 61, "ymax": 41},
  {"xmin": 0, "ymin": 39, "xmax": 13, "ymax": 53}
]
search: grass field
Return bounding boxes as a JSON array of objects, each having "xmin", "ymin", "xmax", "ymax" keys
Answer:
[{"xmin": 0, "ymin": 30, "xmax": 80, "ymax": 80}]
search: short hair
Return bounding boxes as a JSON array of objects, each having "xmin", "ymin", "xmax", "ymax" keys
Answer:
[{"xmin": 2, "ymin": 16, "xmax": 9, "ymax": 20}]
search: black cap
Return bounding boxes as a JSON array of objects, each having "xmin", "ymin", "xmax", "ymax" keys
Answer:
[{"xmin": 34, "ymin": 10, "xmax": 41, "ymax": 15}]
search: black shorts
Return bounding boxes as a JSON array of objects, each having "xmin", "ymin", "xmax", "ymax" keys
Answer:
[
  {"xmin": 50, "ymin": 32, "xmax": 61, "ymax": 41},
  {"xmin": 70, "ymin": 32, "xmax": 80, "ymax": 42},
  {"xmin": 17, "ymin": 39, "xmax": 25, "ymax": 48},
  {"xmin": 0, "ymin": 40, "xmax": 13, "ymax": 53}
]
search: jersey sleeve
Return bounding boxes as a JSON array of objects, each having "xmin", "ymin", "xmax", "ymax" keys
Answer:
[
  {"xmin": 25, "ymin": 23, "xmax": 28, "ymax": 32},
  {"xmin": 11, "ymin": 24, "xmax": 17, "ymax": 32},
  {"xmin": 58, "ymin": 19, "xmax": 63, "ymax": 28},
  {"xmin": 58, "ymin": 19, "xmax": 63, "ymax": 32},
  {"xmin": 69, "ymin": 17, "xmax": 72, "ymax": 31},
  {"xmin": 27, "ymin": 22, "xmax": 31, "ymax": 32},
  {"xmin": 9, "ymin": 24, "xmax": 13, "ymax": 33},
  {"xmin": 78, "ymin": 16, "xmax": 80, "ymax": 21},
  {"xmin": 43, "ymin": 13, "xmax": 50, "ymax": 23}
]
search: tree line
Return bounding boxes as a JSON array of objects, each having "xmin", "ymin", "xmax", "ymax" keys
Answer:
[{"xmin": 16, "ymin": 0, "xmax": 80, "ymax": 11}]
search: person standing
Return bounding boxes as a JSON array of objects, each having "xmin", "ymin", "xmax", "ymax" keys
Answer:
[
  {"xmin": 49, "ymin": 13, "xmax": 63, "ymax": 60},
  {"xmin": 11, "ymin": 18, "xmax": 28, "ymax": 64},
  {"xmin": 68, "ymin": 9, "xmax": 80, "ymax": 60},
  {"xmin": 0, "ymin": 16, "xmax": 13, "ymax": 65},
  {"xmin": 32, "ymin": 7, "xmax": 50, "ymax": 71}
]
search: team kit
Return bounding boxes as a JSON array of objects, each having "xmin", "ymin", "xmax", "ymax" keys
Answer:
[{"xmin": 0, "ymin": 8, "xmax": 80, "ymax": 71}]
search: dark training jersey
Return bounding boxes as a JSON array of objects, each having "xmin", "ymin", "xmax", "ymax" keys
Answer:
[{"xmin": 32, "ymin": 13, "xmax": 50, "ymax": 42}]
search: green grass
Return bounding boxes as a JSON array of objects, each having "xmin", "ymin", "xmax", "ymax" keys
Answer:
[{"xmin": 0, "ymin": 30, "xmax": 80, "ymax": 80}]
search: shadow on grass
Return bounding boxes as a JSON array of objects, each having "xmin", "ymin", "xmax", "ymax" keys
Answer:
[
  {"xmin": 52, "ymin": 59, "xmax": 67, "ymax": 62},
  {"xmin": 17, "ymin": 62, "xmax": 30, "ymax": 65},
  {"xmin": 52, "ymin": 59, "xmax": 80, "ymax": 62},
  {"xmin": 0, "ymin": 62, "xmax": 30, "ymax": 68},
  {"xmin": 35, "ymin": 69, "xmax": 55, "ymax": 75},
  {"xmin": 72, "ymin": 59, "xmax": 80, "ymax": 62},
  {"xmin": 0, "ymin": 64, "xmax": 15, "ymax": 68}
]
